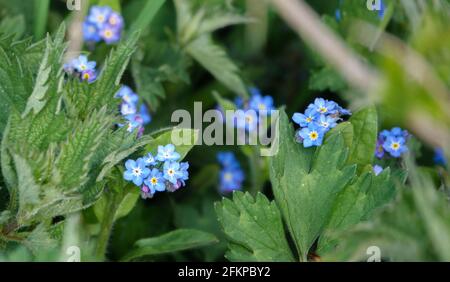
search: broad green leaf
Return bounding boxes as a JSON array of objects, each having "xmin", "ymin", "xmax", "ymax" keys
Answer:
[
  {"xmin": 13, "ymin": 154, "xmax": 40, "ymax": 217},
  {"xmin": 186, "ymin": 35, "xmax": 247, "ymax": 97},
  {"xmin": 269, "ymin": 110, "xmax": 356, "ymax": 260},
  {"xmin": 346, "ymin": 106, "xmax": 378, "ymax": 171},
  {"xmin": 317, "ymin": 168, "xmax": 397, "ymax": 254},
  {"xmin": 215, "ymin": 192, "xmax": 294, "ymax": 262},
  {"xmin": 121, "ymin": 229, "xmax": 218, "ymax": 261}
]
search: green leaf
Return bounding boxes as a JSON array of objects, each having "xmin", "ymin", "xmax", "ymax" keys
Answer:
[
  {"xmin": 215, "ymin": 192, "xmax": 294, "ymax": 262},
  {"xmin": 346, "ymin": 106, "xmax": 378, "ymax": 171},
  {"xmin": 128, "ymin": 0, "xmax": 165, "ymax": 37},
  {"xmin": 317, "ymin": 168, "xmax": 397, "ymax": 254},
  {"xmin": 186, "ymin": 35, "xmax": 247, "ymax": 97},
  {"xmin": 0, "ymin": 15, "xmax": 26, "ymax": 39},
  {"xmin": 309, "ymin": 65, "xmax": 347, "ymax": 92},
  {"xmin": 13, "ymin": 154, "xmax": 40, "ymax": 215},
  {"xmin": 98, "ymin": 0, "xmax": 121, "ymax": 12},
  {"xmin": 121, "ymin": 229, "xmax": 218, "ymax": 261},
  {"xmin": 269, "ymin": 110, "xmax": 356, "ymax": 260}
]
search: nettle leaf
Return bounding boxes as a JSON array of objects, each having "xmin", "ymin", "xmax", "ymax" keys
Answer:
[
  {"xmin": 121, "ymin": 229, "xmax": 218, "ymax": 261},
  {"xmin": 13, "ymin": 154, "xmax": 40, "ymax": 215},
  {"xmin": 88, "ymin": 31, "xmax": 139, "ymax": 113},
  {"xmin": 269, "ymin": 110, "xmax": 356, "ymax": 261},
  {"xmin": 186, "ymin": 36, "xmax": 247, "ymax": 97},
  {"xmin": 215, "ymin": 192, "xmax": 294, "ymax": 262}
]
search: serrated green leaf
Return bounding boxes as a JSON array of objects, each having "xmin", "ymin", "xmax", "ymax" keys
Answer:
[
  {"xmin": 145, "ymin": 128, "xmax": 199, "ymax": 160},
  {"xmin": 121, "ymin": 229, "xmax": 218, "ymax": 261},
  {"xmin": 186, "ymin": 35, "xmax": 247, "ymax": 97},
  {"xmin": 216, "ymin": 192, "xmax": 294, "ymax": 262},
  {"xmin": 269, "ymin": 110, "xmax": 356, "ymax": 260}
]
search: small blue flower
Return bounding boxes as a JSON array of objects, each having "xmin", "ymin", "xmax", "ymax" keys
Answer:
[
  {"xmin": 83, "ymin": 22, "xmax": 101, "ymax": 42},
  {"xmin": 378, "ymin": 0, "xmax": 385, "ymax": 19},
  {"xmin": 100, "ymin": 25, "xmax": 121, "ymax": 44},
  {"xmin": 157, "ymin": 144, "xmax": 181, "ymax": 162},
  {"xmin": 375, "ymin": 138, "xmax": 385, "ymax": 159},
  {"xmin": 71, "ymin": 55, "xmax": 96, "ymax": 73},
  {"xmin": 81, "ymin": 69, "xmax": 97, "ymax": 83},
  {"xmin": 139, "ymin": 104, "xmax": 152, "ymax": 125},
  {"xmin": 141, "ymin": 185, "xmax": 154, "ymax": 199},
  {"xmin": 249, "ymin": 90, "xmax": 274, "ymax": 113},
  {"xmin": 107, "ymin": 11, "xmax": 124, "ymax": 30},
  {"xmin": 144, "ymin": 168, "xmax": 166, "ymax": 193},
  {"xmin": 335, "ymin": 9, "xmax": 342, "ymax": 22},
  {"xmin": 235, "ymin": 110, "xmax": 259, "ymax": 132},
  {"xmin": 337, "ymin": 105, "xmax": 352, "ymax": 116},
  {"xmin": 217, "ymin": 152, "xmax": 239, "ymax": 169},
  {"xmin": 88, "ymin": 6, "xmax": 112, "ymax": 28},
  {"xmin": 298, "ymin": 123, "xmax": 325, "ymax": 148},
  {"xmin": 179, "ymin": 162, "xmax": 189, "ymax": 186},
  {"xmin": 116, "ymin": 86, "xmax": 139, "ymax": 105},
  {"xmin": 143, "ymin": 153, "xmax": 156, "ymax": 166},
  {"xmin": 383, "ymin": 136, "xmax": 408, "ymax": 158},
  {"xmin": 318, "ymin": 114, "xmax": 338, "ymax": 130},
  {"xmin": 434, "ymin": 148, "xmax": 447, "ymax": 166},
  {"xmin": 311, "ymin": 98, "xmax": 336, "ymax": 115},
  {"xmin": 219, "ymin": 168, "xmax": 244, "ymax": 193},
  {"xmin": 292, "ymin": 108, "xmax": 318, "ymax": 128},
  {"xmin": 124, "ymin": 114, "xmax": 142, "ymax": 133},
  {"xmin": 120, "ymin": 102, "xmax": 137, "ymax": 116},
  {"xmin": 373, "ymin": 165, "xmax": 383, "ymax": 176},
  {"xmin": 163, "ymin": 161, "xmax": 182, "ymax": 185},
  {"xmin": 123, "ymin": 158, "xmax": 150, "ymax": 186}
]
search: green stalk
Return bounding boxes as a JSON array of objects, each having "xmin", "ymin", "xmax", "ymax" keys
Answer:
[
  {"xmin": 245, "ymin": 0, "xmax": 268, "ymax": 57},
  {"xmin": 34, "ymin": 0, "xmax": 50, "ymax": 40},
  {"xmin": 128, "ymin": 0, "xmax": 166, "ymax": 37},
  {"xmin": 94, "ymin": 191, "xmax": 120, "ymax": 261}
]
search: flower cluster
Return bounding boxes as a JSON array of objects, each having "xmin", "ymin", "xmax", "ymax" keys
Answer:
[
  {"xmin": 123, "ymin": 144, "xmax": 189, "ymax": 199},
  {"xmin": 116, "ymin": 85, "xmax": 151, "ymax": 138},
  {"xmin": 217, "ymin": 152, "xmax": 245, "ymax": 194},
  {"xmin": 218, "ymin": 88, "xmax": 275, "ymax": 132},
  {"xmin": 64, "ymin": 55, "xmax": 97, "ymax": 83},
  {"xmin": 83, "ymin": 6, "xmax": 124, "ymax": 45},
  {"xmin": 292, "ymin": 98, "xmax": 351, "ymax": 148},
  {"xmin": 375, "ymin": 127, "xmax": 409, "ymax": 159},
  {"xmin": 335, "ymin": 0, "xmax": 384, "ymax": 22}
]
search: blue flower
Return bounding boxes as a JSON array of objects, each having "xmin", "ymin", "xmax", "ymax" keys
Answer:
[
  {"xmin": 100, "ymin": 25, "xmax": 121, "ymax": 44},
  {"xmin": 81, "ymin": 69, "xmax": 97, "ymax": 83},
  {"xmin": 139, "ymin": 104, "xmax": 152, "ymax": 125},
  {"xmin": 123, "ymin": 158, "xmax": 150, "ymax": 186},
  {"xmin": 318, "ymin": 114, "xmax": 338, "ymax": 130},
  {"xmin": 71, "ymin": 55, "xmax": 96, "ymax": 73},
  {"xmin": 373, "ymin": 165, "xmax": 383, "ymax": 176},
  {"xmin": 249, "ymin": 90, "xmax": 274, "ymax": 113},
  {"xmin": 143, "ymin": 153, "xmax": 156, "ymax": 166},
  {"xmin": 163, "ymin": 161, "xmax": 183, "ymax": 185},
  {"xmin": 298, "ymin": 123, "xmax": 326, "ymax": 148},
  {"xmin": 83, "ymin": 22, "xmax": 101, "ymax": 42},
  {"xmin": 375, "ymin": 138, "xmax": 385, "ymax": 159},
  {"xmin": 116, "ymin": 86, "xmax": 139, "ymax": 105},
  {"xmin": 179, "ymin": 162, "xmax": 189, "ymax": 185},
  {"xmin": 219, "ymin": 168, "xmax": 244, "ymax": 193},
  {"xmin": 141, "ymin": 185, "xmax": 154, "ymax": 199},
  {"xmin": 383, "ymin": 136, "xmax": 408, "ymax": 158},
  {"xmin": 120, "ymin": 102, "xmax": 137, "ymax": 116},
  {"xmin": 311, "ymin": 98, "xmax": 336, "ymax": 115},
  {"xmin": 378, "ymin": 0, "xmax": 385, "ymax": 19},
  {"xmin": 235, "ymin": 110, "xmax": 259, "ymax": 132},
  {"xmin": 107, "ymin": 11, "xmax": 124, "ymax": 30},
  {"xmin": 335, "ymin": 9, "xmax": 342, "ymax": 22},
  {"xmin": 88, "ymin": 6, "xmax": 112, "ymax": 28},
  {"xmin": 434, "ymin": 148, "xmax": 447, "ymax": 166},
  {"xmin": 292, "ymin": 108, "xmax": 318, "ymax": 128},
  {"xmin": 144, "ymin": 168, "xmax": 166, "ymax": 193},
  {"xmin": 217, "ymin": 152, "xmax": 240, "ymax": 169},
  {"xmin": 157, "ymin": 144, "xmax": 181, "ymax": 162},
  {"xmin": 336, "ymin": 105, "xmax": 352, "ymax": 116},
  {"xmin": 124, "ymin": 114, "xmax": 142, "ymax": 133}
]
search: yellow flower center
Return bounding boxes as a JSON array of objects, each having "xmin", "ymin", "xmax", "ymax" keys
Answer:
[
  {"xmin": 391, "ymin": 142, "xmax": 400, "ymax": 150},
  {"xmin": 97, "ymin": 15, "xmax": 105, "ymax": 23},
  {"xmin": 150, "ymin": 177, "xmax": 158, "ymax": 184},
  {"xmin": 109, "ymin": 17, "xmax": 117, "ymax": 25},
  {"xmin": 168, "ymin": 169, "xmax": 174, "ymax": 176},
  {"xmin": 319, "ymin": 107, "xmax": 327, "ymax": 113},
  {"xmin": 309, "ymin": 131, "xmax": 319, "ymax": 141},
  {"xmin": 83, "ymin": 73, "xmax": 90, "ymax": 80},
  {"xmin": 258, "ymin": 104, "xmax": 266, "ymax": 111},
  {"xmin": 306, "ymin": 117, "xmax": 312, "ymax": 123},
  {"xmin": 104, "ymin": 30, "xmax": 113, "ymax": 38},
  {"xmin": 224, "ymin": 173, "xmax": 233, "ymax": 181}
]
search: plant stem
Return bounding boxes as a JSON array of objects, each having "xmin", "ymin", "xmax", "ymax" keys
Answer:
[
  {"xmin": 249, "ymin": 146, "xmax": 264, "ymax": 195},
  {"xmin": 94, "ymin": 192, "xmax": 119, "ymax": 261},
  {"xmin": 34, "ymin": 0, "xmax": 50, "ymax": 40},
  {"xmin": 245, "ymin": 0, "xmax": 268, "ymax": 57}
]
